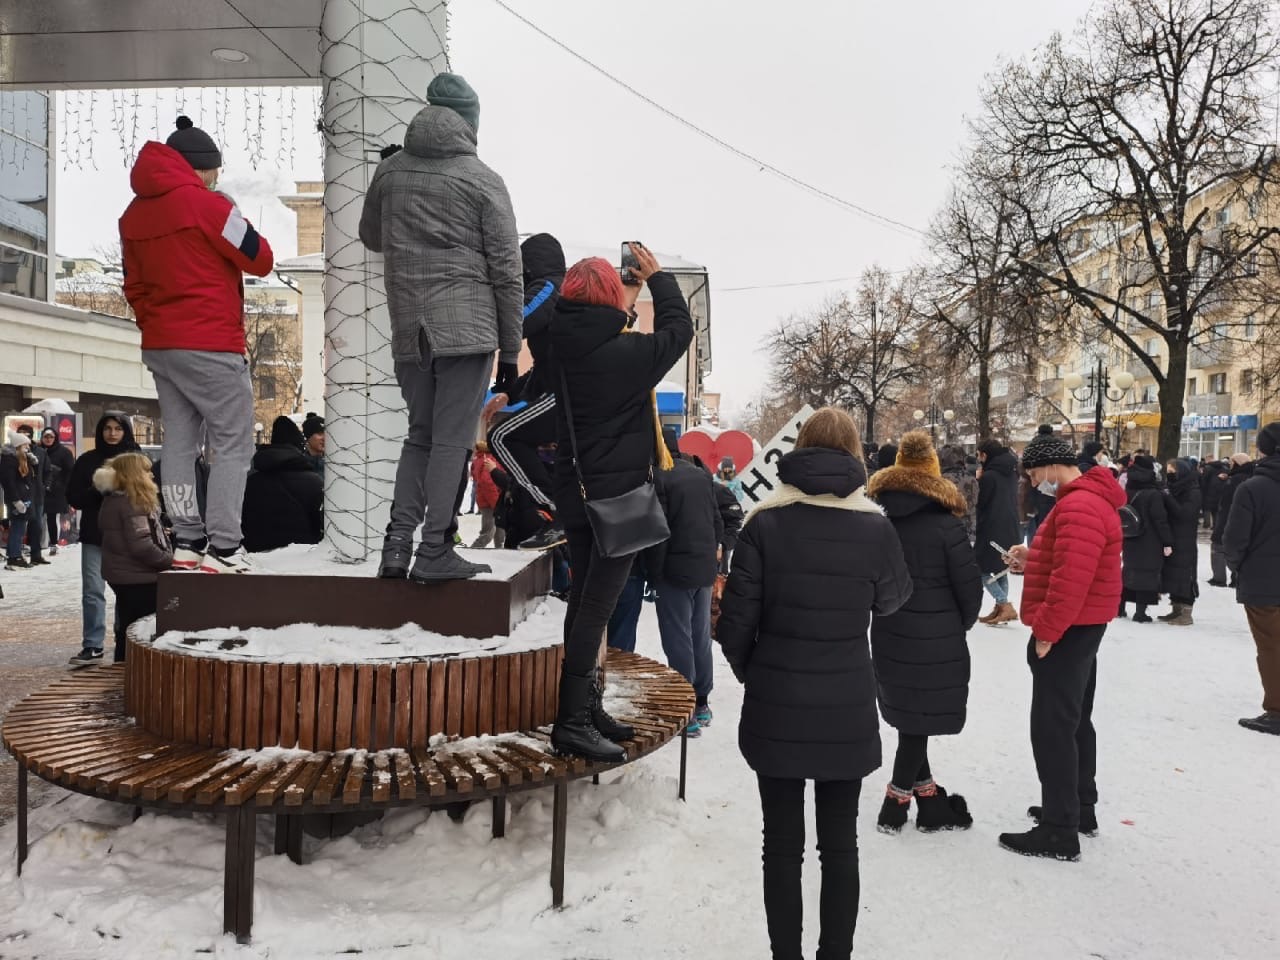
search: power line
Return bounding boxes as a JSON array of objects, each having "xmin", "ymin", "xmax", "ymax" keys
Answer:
[
  {"xmin": 486, "ymin": 0, "xmax": 926, "ymax": 239},
  {"xmin": 717, "ymin": 276, "xmax": 862, "ymax": 293}
]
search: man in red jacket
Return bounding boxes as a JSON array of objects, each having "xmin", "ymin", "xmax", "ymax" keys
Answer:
[
  {"xmin": 120, "ymin": 117, "xmax": 274, "ymax": 573},
  {"xmin": 1000, "ymin": 430, "xmax": 1124, "ymax": 861}
]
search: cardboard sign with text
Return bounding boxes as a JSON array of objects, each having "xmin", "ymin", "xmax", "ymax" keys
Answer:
[{"xmin": 737, "ymin": 405, "xmax": 817, "ymax": 506}]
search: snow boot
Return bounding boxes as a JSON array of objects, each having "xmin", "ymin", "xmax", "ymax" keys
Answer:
[
  {"xmin": 1157, "ymin": 604, "xmax": 1181, "ymax": 622},
  {"xmin": 378, "ymin": 537, "xmax": 412, "ymax": 579},
  {"xmin": 589, "ymin": 667, "xmax": 635, "ymax": 743},
  {"xmin": 1028, "ymin": 803, "xmax": 1097, "ymax": 837},
  {"xmin": 999, "ymin": 824, "xmax": 1081, "ymax": 861},
  {"xmin": 990, "ymin": 602, "xmax": 1019, "ymax": 625},
  {"xmin": 877, "ymin": 785, "xmax": 912, "ymax": 834},
  {"xmin": 1239, "ymin": 712, "xmax": 1280, "ymax": 736},
  {"xmin": 1132, "ymin": 605, "xmax": 1153, "ymax": 624},
  {"xmin": 408, "ymin": 543, "xmax": 490, "ymax": 583},
  {"xmin": 915, "ymin": 787, "xmax": 973, "ymax": 832},
  {"xmin": 1165, "ymin": 603, "xmax": 1194, "ymax": 626},
  {"xmin": 551, "ymin": 672, "xmax": 627, "ymax": 763},
  {"xmin": 978, "ymin": 605, "xmax": 1001, "ymax": 624}
]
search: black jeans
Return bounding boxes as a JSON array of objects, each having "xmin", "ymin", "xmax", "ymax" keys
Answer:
[
  {"xmin": 757, "ymin": 775, "xmax": 862, "ymax": 960},
  {"xmin": 1028, "ymin": 624, "xmax": 1104, "ymax": 830},
  {"xmin": 562, "ymin": 525, "xmax": 635, "ymax": 677},
  {"xmin": 109, "ymin": 582, "xmax": 158, "ymax": 663},
  {"xmin": 890, "ymin": 733, "xmax": 932, "ymax": 790}
]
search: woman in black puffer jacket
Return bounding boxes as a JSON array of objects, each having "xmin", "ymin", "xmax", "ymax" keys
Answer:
[
  {"xmin": 718, "ymin": 407, "xmax": 912, "ymax": 960},
  {"xmin": 1119, "ymin": 456, "xmax": 1173, "ymax": 623},
  {"xmin": 549, "ymin": 246, "xmax": 693, "ymax": 762},
  {"xmin": 1160, "ymin": 458, "xmax": 1201, "ymax": 625},
  {"xmin": 866, "ymin": 431, "xmax": 982, "ymax": 834}
]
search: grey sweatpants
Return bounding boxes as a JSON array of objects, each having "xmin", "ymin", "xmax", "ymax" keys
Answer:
[
  {"xmin": 143, "ymin": 349, "xmax": 254, "ymax": 552},
  {"xmin": 388, "ymin": 335, "xmax": 492, "ymax": 549}
]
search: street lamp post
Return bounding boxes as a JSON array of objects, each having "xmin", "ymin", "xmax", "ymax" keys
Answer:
[
  {"xmin": 1065, "ymin": 360, "xmax": 1135, "ymax": 445},
  {"xmin": 913, "ymin": 403, "xmax": 956, "ymax": 444}
]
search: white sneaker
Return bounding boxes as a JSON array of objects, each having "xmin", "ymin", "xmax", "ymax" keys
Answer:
[
  {"xmin": 198, "ymin": 549, "xmax": 253, "ymax": 574},
  {"xmin": 172, "ymin": 545, "xmax": 205, "ymax": 570}
]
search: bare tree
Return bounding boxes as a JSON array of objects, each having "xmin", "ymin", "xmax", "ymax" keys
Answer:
[
  {"xmin": 764, "ymin": 296, "xmax": 862, "ymax": 413},
  {"xmin": 977, "ymin": 0, "xmax": 1280, "ymax": 460},
  {"xmin": 244, "ymin": 293, "xmax": 304, "ymax": 428},
  {"xmin": 848, "ymin": 266, "xmax": 928, "ymax": 443},
  {"xmin": 55, "ymin": 271, "xmax": 132, "ymax": 318}
]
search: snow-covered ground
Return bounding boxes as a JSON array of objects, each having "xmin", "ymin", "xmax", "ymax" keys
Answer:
[{"xmin": 1, "ymin": 525, "xmax": 1277, "ymax": 959}]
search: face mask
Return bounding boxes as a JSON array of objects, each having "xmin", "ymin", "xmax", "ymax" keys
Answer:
[{"xmin": 1038, "ymin": 479, "xmax": 1059, "ymax": 497}]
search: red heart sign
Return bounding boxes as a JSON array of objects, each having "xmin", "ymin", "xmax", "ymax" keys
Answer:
[{"xmin": 677, "ymin": 429, "xmax": 756, "ymax": 472}]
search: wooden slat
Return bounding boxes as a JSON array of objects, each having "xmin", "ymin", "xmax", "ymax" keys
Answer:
[
  {"xmin": 518, "ymin": 652, "xmax": 534, "ymax": 730},
  {"xmin": 428, "ymin": 661, "xmax": 446, "ymax": 737},
  {"xmin": 283, "ymin": 754, "xmax": 329, "ymax": 807},
  {"xmin": 317, "ymin": 665, "xmax": 337, "ymax": 752},
  {"xmin": 198, "ymin": 657, "xmax": 215, "ymax": 747},
  {"xmin": 223, "ymin": 763, "xmax": 284, "ymax": 806},
  {"xmin": 151, "ymin": 648, "xmax": 166, "ymax": 738},
  {"xmin": 228, "ymin": 661, "xmax": 245, "ymax": 748},
  {"xmin": 140, "ymin": 753, "xmax": 230, "ymax": 802},
  {"xmin": 261, "ymin": 663, "xmax": 280, "ymax": 747},
  {"xmin": 310, "ymin": 752, "xmax": 351, "ymax": 805},
  {"xmin": 334, "ymin": 664, "xmax": 355, "ymax": 751},
  {"xmin": 279, "ymin": 663, "xmax": 299, "ymax": 747},
  {"xmin": 494, "ymin": 656, "xmax": 509, "ymax": 735},
  {"xmin": 196, "ymin": 760, "xmax": 254, "ymax": 805},
  {"xmin": 461, "ymin": 658, "xmax": 479, "ymax": 739},
  {"xmin": 457, "ymin": 753, "xmax": 500, "ymax": 790},
  {"xmin": 410, "ymin": 749, "xmax": 447, "ymax": 797},
  {"xmin": 393, "ymin": 664, "xmax": 412, "ymax": 748},
  {"xmin": 392, "ymin": 750, "xmax": 416, "ymax": 800},
  {"xmin": 434, "ymin": 751, "xmax": 474, "ymax": 794},
  {"xmin": 503, "ymin": 741, "xmax": 567, "ymax": 780},
  {"xmin": 342, "ymin": 750, "xmax": 368, "ymax": 805},
  {"xmin": 254, "ymin": 757, "xmax": 309, "ymax": 806},
  {"xmin": 532, "ymin": 648, "xmax": 547, "ymax": 729},
  {"xmin": 168, "ymin": 754, "xmax": 247, "ymax": 803},
  {"xmin": 297, "ymin": 664, "xmax": 318, "ymax": 751},
  {"xmin": 371, "ymin": 752, "xmax": 392, "ymax": 803},
  {"xmin": 545, "ymin": 646, "xmax": 560, "ymax": 722},
  {"xmin": 410, "ymin": 662, "xmax": 429, "ymax": 748},
  {"xmin": 244, "ymin": 663, "xmax": 262, "ymax": 751},
  {"xmin": 490, "ymin": 744, "xmax": 543, "ymax": 783},
  {"xmin": 169, "ymin": 656, "xmax": 184, "ymax": 744},
  {"xmin": 183, "ymin": 655, "xmax": 199, "ymax": 743},
  {"xmin": 445, "ymin": 660, "xmax": 462, "ymax": 737},
  {"xmin": 374, "ymin": 665, "xmax": 394, "ymax": 750},
  {"xmin": 211, "ymin": 660, "xmax": 230, "ymax": 749},
  {"xmin": 477, "ymin": 657, "xmax": 495, "ymax": 737},
  {"xmin": 70, "ymin": 739, "xmax": 190, "ymax": 789},
  {"xmin": 118, "ymin": 750, "xmax": 214, "ymax": 800},
  {"xmin": 478, "ymin": 748, "xmax": 523, "ymax": 787},
  {"xmin": 354, "ymin": 665, "xmax": 374, "ymax": 750}
]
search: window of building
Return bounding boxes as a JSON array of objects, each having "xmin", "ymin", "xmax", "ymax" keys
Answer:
[
  {"xmin": 1209, "ymin": 372, "xmax": 1227, "ymax": 394},
  {"xmin": 1245, "ymin": 315, "xmax": 1258, "ymax": 339},
  {"xmin": 1146, "ymin": 290, "xmax": 1161, "ymax": 311},
  {"xmin": 1142, "ymin": 385, "xmax": 1158, "ymax": 404},
  {"xmin": 1145, "ymin": 337, "xmax": 1161, "ymax": 356},
  {"xmin": 258, "ymin": 331, "xmax": 277, "ymax": 358},
  {"xmin": 1188, "ymin": 377, "xmax": 1198, "ymax": 396},
  {"xmin": 256, "ymin": 376, "xmax": 277, "ymax": 400},
  {"xmin": 0, "ymin": 91, "xmax": 51, "ymax": 302},
  {"xmin": 274, "ymin": 298, "xmax": 288, "ymax": 308},
  {"xmin": 1242, "ymin": 369, "xmax": 1256, "ymax": 394},
  {"xmin": 1215, "ymin": 206, "xmax": 1232, "ymax": 226}
]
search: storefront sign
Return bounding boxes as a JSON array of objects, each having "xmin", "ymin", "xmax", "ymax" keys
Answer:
[
  {"xmin": 1181, "ymin": 414, "xmax": 1258, "ymax": 432},
  {"xmin": 737, "ymin": 405, "xmax": 817, "ymax": 506}
]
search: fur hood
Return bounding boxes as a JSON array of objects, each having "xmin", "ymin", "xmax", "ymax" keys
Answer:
[
  {"xmin": 92, "ymin": 464, "xmax": 123, "ymax": 494},
  {"xmin": 867, "ymin": 464, "xmax": 968, "ymax": 517}
]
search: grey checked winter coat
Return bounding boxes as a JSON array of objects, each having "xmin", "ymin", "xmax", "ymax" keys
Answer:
[{"xmin": 359, "ymin": 105, "xmax": 523, "ymax": 364}]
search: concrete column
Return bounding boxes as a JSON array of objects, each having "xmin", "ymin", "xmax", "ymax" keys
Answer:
[{"xmin": 320, "ymin": 0, "xmax": 448, "ymax": 559}]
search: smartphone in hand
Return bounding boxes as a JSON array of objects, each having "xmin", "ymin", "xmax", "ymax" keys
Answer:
[{"xmin": 620, "ymin": 241, "xmax": 643, "ymax": 286}]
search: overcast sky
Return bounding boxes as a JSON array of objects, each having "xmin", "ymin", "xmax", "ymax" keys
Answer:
[{"xmin": 55, "ymin": 0, "xmax": 1097, "ymax": 419}]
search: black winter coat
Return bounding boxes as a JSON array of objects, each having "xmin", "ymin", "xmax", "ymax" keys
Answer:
[
  {"xmin": 713, "ymin": 480, "xmax": 744, "ymax": 552},
  {"xmin": 241, "ymin": 445, "xmax": 324, "ymax": 553},
  {"xmin": 975, "ymin": 448, "xmax": 1021, "ymax": 573},
  {"xmin": 551, "ymin": 272, "xmax": 694, "ymax": 532},
  {"xmin": 0, "ymin": 445, "xmax": 38, "ymax": 510},
  {"xmin": 65, "ymin": 415, "xmax": 141, "ymax": 547},
  {"xmin": 646, "ymin": 457, "xmax": 723, "ymax": 589},
  {"xmin": 1203, "ymin": 465, "xmax": 1229, "ymax": 512},
  {"xmin": 1224, "ymin": 456, "xmax": 1280, "ymax": 607},
  {"xmin": 41, "ymin": 440, "xmax": 75, "ymax": 514},
  {"xmin": 1121, "ymin": 466, "xmax": 1173, "ymax": 596},
  {"xmin": 1161, "ymin": 462, "xmax": 1201, "ymax": 600},
  {"xmin": 1212, "ymin": 461, "xmax": 1255, "ymax": 546},
  {"xmin": 866, "ymin": 466, "xmax": 983, "ymax": 736},
  {"xmin": 513, "ymin": 233, "xmax": 565, "ymax": 403},
  {"xmin": 717, "ymin": 447, "xmax": 913, "ymax": 782}
]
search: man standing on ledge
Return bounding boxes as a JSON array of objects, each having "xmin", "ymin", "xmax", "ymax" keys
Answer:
[
  {"xmin": 1000, "ymin": 430, "xmax": 1124, "ymax": 861},
  {"xmin": 360, "ymin": 73, "xmax": 523, "ymax": 583}
]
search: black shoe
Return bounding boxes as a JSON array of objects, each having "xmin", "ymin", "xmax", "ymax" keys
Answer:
[
  {"xmin": 30, "ymin": 557, "xmax": 51, "ymax": 566},
  {"xmin": 378, "ymin": 538, "xmax": 412, "ymax": 579},
  {"xmin": 68, "ymin": 647, "xmax": 104, "ymax": 667},
  {"xmin": 999, "ymin": 824, "xmax": 1081, "ymax": 861},
  {"xmin": 1229, "ymin": 578, "xmax": 1238, "ymax": 588},
  {"xmin": 1028, "ymin": 804, "xmax": 1098, "ymax": 837},
  {"xmin": 518, "ymin": 522, "xmax": 567, "ymax": 552},
  {"xmin": 5, "ymin": 557, "xmax": 30, "ymax": 570},
  {"xmin": 550, "ymin": 672, "xmax": 627, "ymax": 763},
  {"xmin": 1132, "ymin": 611, "xmax": 1153, "ymax": 623},
  {"xmin": 1238, "ymin": 712, "xmax": 1280, "ymax": 736},
  {"xmin": 590, "ymin": 667, "xmax": 635, "ymax": 742},
  {"xmin": 408, "ymin": 544, "xmax": 490, "ymax": 583},
  {"xmin": 1207, "ymin": 579, "xmax": 1228, "ymax": 587},
  {"xmin": 877, "ymin": 793, "xmax": 911, "ymax": 834},
  {"xmin": 1116, "ymin": 607, "xmax": 1127, "ymax": 619},
  {"xmin": 916, "ymin": 788, "xmax": 973, "ymax": 832}
]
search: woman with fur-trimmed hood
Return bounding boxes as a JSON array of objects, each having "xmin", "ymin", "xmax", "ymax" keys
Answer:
[{"xmin": 867, "ymin": 431, "xmax": 983, "ymax": 835}]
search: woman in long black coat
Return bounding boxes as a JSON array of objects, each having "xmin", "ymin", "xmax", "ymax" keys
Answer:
[
  {"xmin": 1160, "ymin": 458, "xmax": 1202, "ymax": 625},
  {"xmin": 1119, "ymin": 456, "xmax": 1173, "ymax": 622},
  {"xmin": 39, "ymin": 427, "xmax": 75, "ymax": 555},
  {"xmin": 974, "ymin": 439, "xmax": 1021, "ymax": 623},
  {"xmin": 866, "ymin": 431, "xmax": 982, "ymax": 834},
  {"xmin": 718, "ymin": 407, "xmax": 912, "ymax": 960},
  {"xmin": 241, "ymin": 417, "xmax": 323, "ymax": 553}
]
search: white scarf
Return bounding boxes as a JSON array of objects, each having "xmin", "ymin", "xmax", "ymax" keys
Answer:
[{"xmin": 748, "ymin": 483, "xmax": 885, "ymax": 521}]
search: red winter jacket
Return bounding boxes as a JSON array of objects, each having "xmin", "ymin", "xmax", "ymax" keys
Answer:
[
  {"xmin": 1019, "ymin": 466, "xmax": 1125, "ymax": 645},
  {"xmin": 119, "ymin": 142, "xmax": 274, "ymax": 354},
  {"xmin": 471, "ymin": 452, "xmax": 502, "ymax": 510}
]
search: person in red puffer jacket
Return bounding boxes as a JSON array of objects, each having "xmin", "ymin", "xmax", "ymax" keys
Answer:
[
  {"xmin": 998, "ymin": 429, "xmax": 1124, "ymax": 863},
  {"xmin": 119, "ymin": 117, "xmax": 274, "ymax": 575}
]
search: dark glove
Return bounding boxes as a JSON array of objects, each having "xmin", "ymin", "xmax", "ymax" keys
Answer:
[
  {"xmin": 379, "ymin": 143, "xmax": 402, "ymax": 160},
  {"xmin": 492, "ymin": 361, "xmax": 520, "ymax": 398}
]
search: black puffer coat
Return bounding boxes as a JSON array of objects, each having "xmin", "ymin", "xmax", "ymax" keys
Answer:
[
  {"xmin": 1202, "ymin": 463, "xmax": 1229, "ymax": 513},
  {"xmin": 975, "ymin": 447, "xmax": 1021, "ymax": 573},
  {"xmin": 1161, "ymin": 460, "xmax": 1202, "ymax": 600},
  {"xmin": 1121, "ymin": 463, "xmax": 1173, "ymax": 596},
  {"xmin": 716, "ymin": 447, "xmax": 913, "ymax": 782},
  {"xmin": 646, "ymin": 457, "xmax": 723, "ymax": 589},
  {"xmin": 551, "ymin": 271, "xmax": 694, "ymax": 532},
  {"xmin": 714, "ymin": 480, "xmax": 744, "ymax": 553},
  {"xmin": 0, "ymin": 443, "xmax": 38, "ymax": 511},
  {"xmin": 512, "ymin": 233, "xmax": 565, "ymax": 403},
  {"xmin": 241, "ymin": 444, "xmax": 324, "ymax": 553},
  {"xmin": 866, "ymin": 466, "xmax": 983, "ymax": 736},
  {"xmin": 1212, "ymin": 460, "xmax": 1255, "ymax": 546},
  {"xmin": 1223, "ymin": 455, "xmax": 1280, "ymax": 606},
  {"xmin": 41, "ymin": 438, "xmax": 75, "ymax": 514},
  {"xmin": 66, "ymin": 415, "xmax": 141, "ymax": 547}
]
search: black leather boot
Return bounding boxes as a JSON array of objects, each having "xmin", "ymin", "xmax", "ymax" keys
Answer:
[
  {"xmin": 590, "ymin": 667, "xmax": 635, "ymax": 743},
  {"xmin": 551, "ymin": 672, "xmax": 627, "ymax": 763}
]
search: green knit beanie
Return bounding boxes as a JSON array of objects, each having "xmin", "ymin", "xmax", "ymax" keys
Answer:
[{"xmin": 426, "ymin": 73, "xmax": 480, "ymax": 132}]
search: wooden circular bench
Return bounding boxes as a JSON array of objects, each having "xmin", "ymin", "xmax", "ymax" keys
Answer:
[{"xmin": 2, "ymin": 649, "xmax": 694, "ymax": 944}]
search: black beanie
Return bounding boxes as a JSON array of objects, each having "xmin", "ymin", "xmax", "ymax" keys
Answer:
[
  {"xmin": 1258, "ymin": 420, "xmax": 1280, "ymax": 457},
  {"xmin": 1037, "ymin": 424, "xmax": 1054, "ymax": 436},
  {"xmin": 270, "ymin": 416, "xmax": 305, "ymax": 449},
  {"xmin": 166, "ymin": 116, "xmax": 222, "ymax": 170},
  {"xmin": 302, "ymin": 412, "xmax": 325, "ymax": 440},
  {"xmin": 1021, "ymin": 433, "xmax": 1078, "ymax": 469}
]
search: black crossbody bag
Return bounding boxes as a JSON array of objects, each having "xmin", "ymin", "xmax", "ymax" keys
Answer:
[{"xmin": 558, "ymin": 370, "xmax": 671, "ymax": 558}]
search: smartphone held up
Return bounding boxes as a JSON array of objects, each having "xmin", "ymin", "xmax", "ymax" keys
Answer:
[{"xmin": 620, "ymin": 241, "xmax": 643, "ymax": 286}]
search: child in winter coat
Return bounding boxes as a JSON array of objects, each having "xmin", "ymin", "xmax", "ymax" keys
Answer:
[
  {"xmin": 469, "ymin": 442, "xmax": 504, "ymax": 549},
  {"xmin": 95, "ymin": 453, "xmax": 173, "ymax": 662}
]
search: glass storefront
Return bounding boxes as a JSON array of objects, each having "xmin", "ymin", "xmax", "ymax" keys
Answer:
[
  {"xmin": 0, "ymin": 91, "xmax": 51, "ymax": 301},
  {"xmin": 1179, "ymin": 414, "xmax": 1259, "ymax": 460}
]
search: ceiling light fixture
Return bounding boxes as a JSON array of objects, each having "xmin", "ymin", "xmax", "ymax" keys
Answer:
[{"xmin": 211, "ymin": 48, "xmax": 250, "ymax": 63}]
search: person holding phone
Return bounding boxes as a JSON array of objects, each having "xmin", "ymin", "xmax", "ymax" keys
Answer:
[
  {"xmin": 998, "ymin": 430, "xmax": 1124, "ymax": 861},
  {"xmin": 975, "ymin": 439, "xmax": 1021, "ymax": 624}
]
